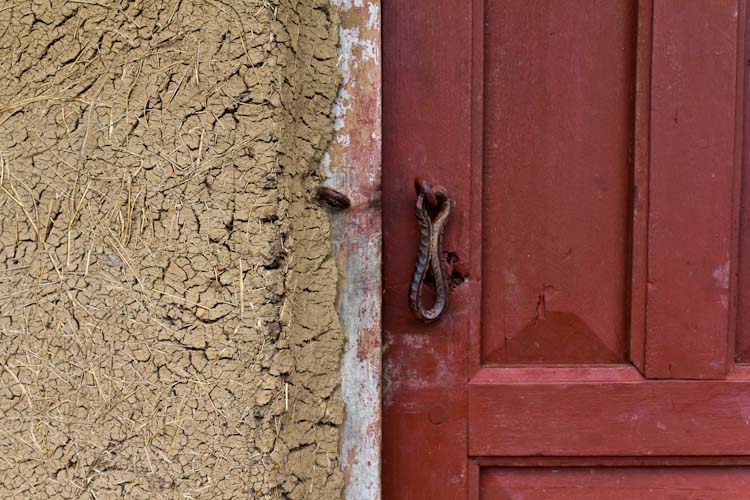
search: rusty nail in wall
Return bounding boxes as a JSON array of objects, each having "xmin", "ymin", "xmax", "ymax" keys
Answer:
[{"xmin": 317, "ymin": 186, "xmax": 351, "ymax": 210}]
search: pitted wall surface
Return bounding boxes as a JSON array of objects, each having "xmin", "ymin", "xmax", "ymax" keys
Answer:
[{"xmin": 0, "ymin": 1, "xmax": 343, "ymax": 498}]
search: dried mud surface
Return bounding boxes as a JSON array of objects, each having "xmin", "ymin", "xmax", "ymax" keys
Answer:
[{"xmin": 0, "ymin": 1, "xmax": 343, "ymax": 498}]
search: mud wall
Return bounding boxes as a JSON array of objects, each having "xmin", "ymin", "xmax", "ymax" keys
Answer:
[{"xmin": 0, "ymin": 1, "xmax": 343, "ymax": 498}]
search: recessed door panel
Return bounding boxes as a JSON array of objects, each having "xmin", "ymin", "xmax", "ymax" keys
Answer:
[
  {"xmin": 482, "ymin": 1, "xmax": 636, "ymax": 365},
  {"xmin": 480, "ymin": 467, "xmax": 750, "ymax": 500}
]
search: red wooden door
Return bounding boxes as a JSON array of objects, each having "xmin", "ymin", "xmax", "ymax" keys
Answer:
[{"xmin": 383, "ymin": 1, "xmax": 750, "ymax": 498}]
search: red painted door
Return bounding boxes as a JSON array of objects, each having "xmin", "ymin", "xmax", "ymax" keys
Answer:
[{"xmin": 383, "ymin": 1, "xmax": 750, "ymax": 498}]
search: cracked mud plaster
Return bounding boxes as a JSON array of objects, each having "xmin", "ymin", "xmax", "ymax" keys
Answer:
[{"xmin": 0, "ymin": 0, "xmax": 344, "ymax": 498}]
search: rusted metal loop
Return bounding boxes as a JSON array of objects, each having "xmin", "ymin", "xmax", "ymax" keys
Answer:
[
  {"xmin": 408, "ymin": 178, "xmax": 453, "ymax": 323},
  {"xmin": 414, "ymin": 176, "xmax": 439, "ymax": 210}
]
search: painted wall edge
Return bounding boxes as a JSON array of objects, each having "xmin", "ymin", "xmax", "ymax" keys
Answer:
[{"xmin": 324, "ymin": 1, "xmax": 382, "ymax": 499}]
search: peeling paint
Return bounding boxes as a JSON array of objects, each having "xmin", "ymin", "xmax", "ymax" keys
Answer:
[
  {"xmin": 713, "ymin": 260, "xmax": 730, "ymax": 289},
  {"xmin": 713, "ymin": 259, "xmax": 731, "ymax": 309},
  {"xmin": 327, "ymin": 1, "xmax": 382, "ymax": 499}
]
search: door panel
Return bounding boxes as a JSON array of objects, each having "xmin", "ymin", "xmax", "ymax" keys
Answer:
[
  {"xmin": 643, "ymin": 0, "xmax": 739, "ymax": 379},
  {"xmin": 482, "ymin": 0, "xmax": 636, "ymax": 365},
  {"xmin": 480, "ymin": 467, "xmax": 750, "ymax": 500}
]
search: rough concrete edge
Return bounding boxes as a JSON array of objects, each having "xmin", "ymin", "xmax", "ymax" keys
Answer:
[{"xmin": 323, "ymin": 1, "xmax": 381, "ymax": 499}]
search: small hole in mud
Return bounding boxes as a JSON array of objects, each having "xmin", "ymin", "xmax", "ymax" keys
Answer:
[{"xmin": 263, "ymin": 259, "xmax": 281, "ymax": 270}]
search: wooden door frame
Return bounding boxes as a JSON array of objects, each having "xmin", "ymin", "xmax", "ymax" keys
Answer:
[{"xmin": 327, "ymin": 1, "xmax": 382, "ymax": 500}]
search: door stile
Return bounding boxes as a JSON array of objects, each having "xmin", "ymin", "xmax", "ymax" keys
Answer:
[{"xmin": 382, "ymin": 0, "xmax": 476, "ymax": 498}]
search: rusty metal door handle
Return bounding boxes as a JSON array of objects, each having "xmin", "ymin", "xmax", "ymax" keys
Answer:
[{"xmin": 408, "ymin": 177, "xmax": 453, "ymax": 323}]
